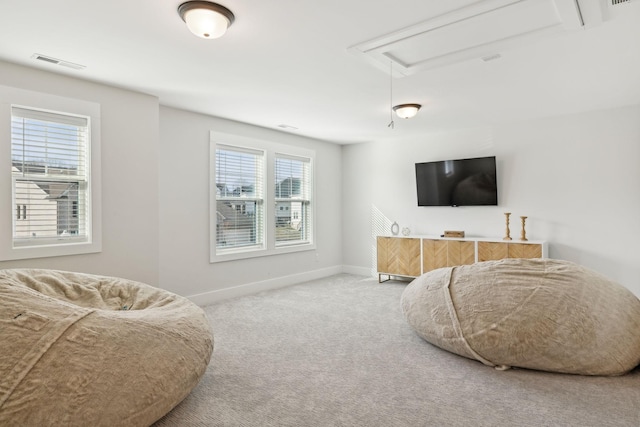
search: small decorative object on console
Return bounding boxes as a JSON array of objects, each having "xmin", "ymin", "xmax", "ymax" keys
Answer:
[
  {"xmin": 390, "ymin": 221, "xmax": 399, "ymax": 236},
  {"xmin": 520, "ymin": 216, "xmax": 528, "ymax": 241},
  {"xmin": 401, "ymin": 227, "xmax": 411, "ymax": 236},
  {"xmin": 444, "ymin": 230, "xmax": 465, "ymax": 238},
  {"xmin": 503, "ymin": 212, "xmax": 512, "ymax": 241}
]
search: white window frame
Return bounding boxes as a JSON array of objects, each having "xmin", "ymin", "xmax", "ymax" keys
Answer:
[
  {"xmin": 0, "ymin": 85, "xmax": 101, "ymax": 261},
  {"xmin": 214, "ymin": 144, "xmax": 266, "ymax": 255},
  {"xmin": 274, "ymin": 153, "xmax": 312, "ymax": 248},
  {"xmin": 209, "ymin": 132, "xmax": 315, "ymax": 263}
]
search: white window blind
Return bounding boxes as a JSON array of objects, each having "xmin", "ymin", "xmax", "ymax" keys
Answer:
[
  {"xmin": 11, "ymin": 106, "xmax": 90, "ymax": 246},
  {"xmin": 215, "ymin": 145, "xmax": 264, "ymax": 252},
  {"xmin": 275, "ymin": 154, "xmax": 311, "ymax": 246}
]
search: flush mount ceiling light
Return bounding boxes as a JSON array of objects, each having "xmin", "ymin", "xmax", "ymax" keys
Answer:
[
  {"xmin": 393, "ymin": 103, "xmax": 421, "ymax": 119},
  {"xmin": 178, "ymin": 1, "xmax": 235, "ymax": 39}
]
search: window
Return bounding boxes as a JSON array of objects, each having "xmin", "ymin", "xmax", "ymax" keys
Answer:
[
  {"xmin": 0, "ymin": 85, "xmax": 101, "ymax": 261},
  {"xmin": 11, "ymin": 107, "xmax": 89, "ymax": 245},
  {"xmin": 275, "ymin": 154, "xmax": 311, "ymax": 246},
  {"xmin": 214, "ymin": 145, "xmax": 264, "ymax": 253},
  {"xmin": 210, "ymin": 134, "xmax": 315, "ymax": 262}
]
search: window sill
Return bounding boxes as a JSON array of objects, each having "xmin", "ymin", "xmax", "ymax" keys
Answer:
[
  {"xmin": 210, "ymin": 242, "xmax": 316, "ymax": 263},
  {"xmin": 0, "ymin": 240, "xmax": 101, "ymax": 261}
]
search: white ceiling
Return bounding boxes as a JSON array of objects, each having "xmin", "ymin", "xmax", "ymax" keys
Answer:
[{"xmin": 0, "ymin": 0, "xmax": 639, "ymax": 145}]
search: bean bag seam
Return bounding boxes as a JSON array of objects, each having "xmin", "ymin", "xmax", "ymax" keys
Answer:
[
  {"xmin": 0, "ymin": 308, "xmax": 94, "ymax": 409},
  {"xmin": 444, "ymin": 267, "xmax": 496, "ymax": 367}
]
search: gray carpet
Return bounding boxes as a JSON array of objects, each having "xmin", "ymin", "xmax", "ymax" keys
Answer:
[{"xmin": 153, "ymin": 274, "xmax": 640, "ymax": 426}]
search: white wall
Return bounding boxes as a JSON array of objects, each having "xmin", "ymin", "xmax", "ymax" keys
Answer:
[
  {"xmin": 0, "ymin": 60, "xmax": 160, "ymax": 285},
  {"xmin": 158, "ymin": 107, "xmax": 342, "ymax": 301},
  {"xmin": 2, "ymin": 59, "xmax": 637, "ymax": 300},
  {"xmin": 342, "ymin": 105, "xmax": 640, "ymax": 295},
  {"xmin": 0, "ymin": 61, "xmax": 342, "ymax": 300}
]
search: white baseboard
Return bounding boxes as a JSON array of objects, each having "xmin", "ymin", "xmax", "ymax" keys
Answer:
[
  {"xmin": 342, "ymin": 264, "xmax": 375, "ymax": 277},
  {"xmin": 188, "ymin": 265, "xmax": 343, "ymax": 306}
]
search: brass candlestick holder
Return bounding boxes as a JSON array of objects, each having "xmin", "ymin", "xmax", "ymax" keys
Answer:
[
  {"xmin": 503, "ymin": 212, "xmax": 512, "ymax": 241},
  {"xmin": 520, "ymin": 216, "xmax": 528, "ymax": 241}
]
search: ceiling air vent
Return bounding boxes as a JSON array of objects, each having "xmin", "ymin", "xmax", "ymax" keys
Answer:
[
  {"xmin": 609, "ymin": 0, "xmax": 638, "ymax": 5},
  {"xmin": 31, "ymin": 54, "xmax": 85, "ymax": 70},
  {"xmin": 277, "ymin": 124, "xmax": 298, "ymax": 131},
  {"xmin": 481, "ymin": 54, "xmax": 502, "ymax": 62}
]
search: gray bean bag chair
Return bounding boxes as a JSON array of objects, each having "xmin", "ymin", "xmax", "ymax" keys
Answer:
[
  {"xmin": 401, "ymin": 258, "xmax": 640, "ymax": 375},
  {"xmin": 0, "ymin": 269, "xmax": 213, "ymax": 426}
]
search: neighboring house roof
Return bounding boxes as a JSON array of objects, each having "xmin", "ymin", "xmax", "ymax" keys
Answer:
[
  {"xmin": 216, "ymin": 201, "xmax": 254, "ymax": 230},
  {"xmin": 12, "ymin": 163, "xmax": 77, "ymax": 200},
  {"xmin": 275, "ymin": 177, "xmax": 301, "ymax": 198}
]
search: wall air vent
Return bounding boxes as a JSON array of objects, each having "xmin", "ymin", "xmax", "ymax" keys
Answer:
[
  {"xmin": 31, "ymin": 54, "xmax": 86, "ymax": 70},
  {"xmin": 611, "ymin": 0, "xmax": 631, "ymax": 5}
]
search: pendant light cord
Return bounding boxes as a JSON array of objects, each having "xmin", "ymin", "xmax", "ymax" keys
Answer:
[{"xmin": 388, "ymin": 60, "xmax": 394, "ymax": 129}]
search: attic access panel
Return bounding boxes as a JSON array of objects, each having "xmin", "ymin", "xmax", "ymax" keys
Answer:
[{"xmin": 348, "ymin": 0, "xmax": 584, "ymax": 76}]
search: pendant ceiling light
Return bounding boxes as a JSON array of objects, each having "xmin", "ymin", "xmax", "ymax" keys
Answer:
[
  {"xmin": 178, "ymin": 1, "xmax": 235, "ymax": 39},
  {"xmin": 393, "ymin": 103, "xmax": 422, "ymax": 119},
  {"xmin": 388, "ymin": 61, "xmax": 421, "ymax": 129}
]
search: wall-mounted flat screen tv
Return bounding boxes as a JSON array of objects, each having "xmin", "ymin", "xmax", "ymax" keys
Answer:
[{"xmin": 415, "ymin": 156, "xmax": 497, "ymax": 206}]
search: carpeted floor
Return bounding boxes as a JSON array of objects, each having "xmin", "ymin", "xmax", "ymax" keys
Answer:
[{"xmin": 153, "ymin": 274, "xmax": 640, "ymax": 426}]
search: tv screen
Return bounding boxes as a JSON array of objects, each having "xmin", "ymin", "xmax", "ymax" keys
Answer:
[{"xmin": 415, "ymin": 156, "xmax": 497, "ymax": 206}]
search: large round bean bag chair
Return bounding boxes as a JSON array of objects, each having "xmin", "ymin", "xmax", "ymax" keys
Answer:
[
  {"xmin": 0, "ymin": 269, "xmax": 213, "ymax": 426},
  {"xmin": 401, "ymin": 258, "xmax": 640, "ymax": 376}
]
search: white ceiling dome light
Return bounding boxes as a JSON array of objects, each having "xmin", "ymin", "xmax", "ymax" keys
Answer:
[
  {"xmin": 178, "ymin": 1, "xmax": 235, "ymax": 39},
  {"xmin": 393, "ymin": 104, "xmax": 421, "ymax": 119}
]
